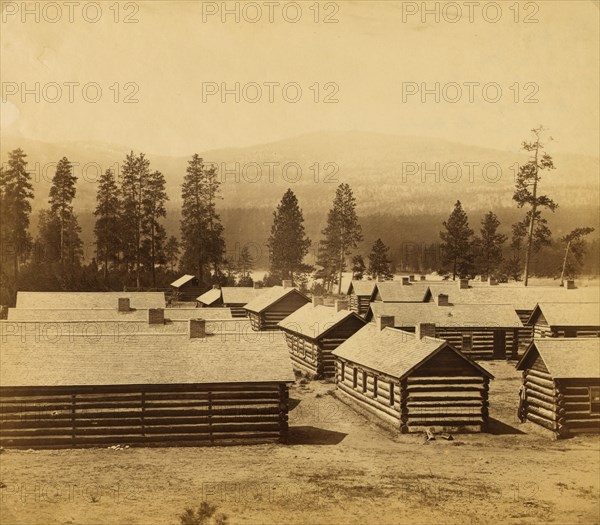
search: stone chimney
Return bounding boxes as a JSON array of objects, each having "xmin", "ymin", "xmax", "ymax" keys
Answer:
[
  {"xmin": 435, "ymin": 293, "xmax": 449, "ymax": 306},
  {"xmin": 118, "ymin": 298, "xmax": 130, "ymax": 312},
  {"xmin": 377, "ymin": 275, "xmax": 384, "ymax": 283},
  {"xmin": 148, "ymin": 308, "xmax": 164, "ymax": 325},
  {"xmin": 420, "ymin": 275, "xmax": 426, "ymax": 281},
  {"xmin": 566, "ymin": 280, "xmax": 576, "ymax": 290},
  {"xmin": 312, "ymin": 296, "xmax": 324, "ymax": 307},
  {"xmin": 212, "ymin": 284, "xmax": 220, "ymax": 290},
  {"xmin": 401, "ymin": 277, "xmax": 410, "ymax": 285},
  {"xmin": 334, "ymin": 299, "xmax": 348, "ymax": 312},
  {"xmin": 376, "ymin": 315, "xmax": 395, "ymax": 331},
  {"xmin": 282, "ymin": 280, "xmax": 293, "ymax": 289},
  {"xmin": 409, "ymin": 275, "xmax": 415, "ymax": 282},
  {"xmin": 415, "ymin": 323, "xmax": 436, "ymax": 339},
  {"xmin": 253, "ymin": 282, "xmax": 262, "ymax": 289},
  {"xmin": 458, "ymin": 279, "xmax": 469, "ymax": 289},
  {"xmin": 189, "ymin": 318, "xmax": 206, "ymax": 339},
  {"xmin": 488, "ymin": 277, "xmax": 498, "ymax": 286}
]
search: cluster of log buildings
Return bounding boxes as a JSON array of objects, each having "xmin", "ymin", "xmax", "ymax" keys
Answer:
[{"xmin": 1, "ymin": 276, "xmax": 598, "ymax": 447}]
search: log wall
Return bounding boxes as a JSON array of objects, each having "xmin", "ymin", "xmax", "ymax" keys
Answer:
[
  {"xmin": 348, "ymin": 294, "xmax": 370, "ymax": 316},
  {"xmin": 0, "ymin": 383, "xmax": 290, "ymax": 449}
]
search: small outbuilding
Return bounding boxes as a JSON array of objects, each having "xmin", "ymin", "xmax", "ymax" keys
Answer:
[
  {"xmin": 332, "ymin": 319, "xmax": 494, "ymax": 433},
  {"xmin": 197, "ymin": 286, "xmax": 270, "ymax": 318},
  {"xmin": 170, "ymin": 275, "xmax": 203, "ymax": 301},
  {"xmin": 279, "ymin": 299, "xmax": 367, "ymax": 378},
  {"xmin": 528, "ymin": 302, "xmax": 600, "ymax": 339},
  {"xmin": 346, "ymin": 280, "xmax": 376, "ymax": 316},
  {"xmin": 369, "ymin": 280, "xmax": 432, "ymax": 304},
  {"xmin": 516, "ymin": 338, "xmax": 600, "ymax": 438},
  {"xmin": 244, "ymin": 282, "xmax": 310, "ymax": 331}
]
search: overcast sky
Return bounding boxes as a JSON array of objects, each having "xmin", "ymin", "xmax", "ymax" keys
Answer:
[{"xmin": 1, "ymin": 0, "xmax": 598, "ymax": 157}]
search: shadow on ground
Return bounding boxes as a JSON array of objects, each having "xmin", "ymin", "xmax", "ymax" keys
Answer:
[
  {"xmin": 288, "ymin": 426, "xmax": 348, "ymax": 445},
  {"xmin": 487, "ymin": 417, "xmax": 526, "ymax": 435}
]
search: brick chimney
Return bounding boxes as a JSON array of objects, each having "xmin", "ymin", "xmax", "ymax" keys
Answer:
[
  {"xmin": 488, "ymin": 277, "xmax": 498, "ymax": 286},
  {"xmin": 312, "ymin": 296, "xmax": 324, "ymax": 307},
  {"xmin": 566, "ymin": 280, "xmax": 576, "ymax": 290},
  {"xmin": 334, "ymin": 299, "xmax": 348, "ymax": 312},
  {"xmin": 282, "ymin": 280, "xmax": 293, "ymax": 289},
  {"xmin": 376, "ymin": 315, "xmax": 395, "ymax": 331},
  {"xmin": 409, "ymin": 275, "xmax": 415, "ymax": 282},
  {"xmin": 401, "ymin": 277, "xmax": 410, "ymax": 285},
  {"xmin": 435, "ymin": 293, "xmax": 449, "ymax": 306},
  {"xmin": 420, "ymin": 275, "xmax": 426, "ymax": 281},
  {"xmin": 148, "ymin": 308, "xmax": 165, "ymax": 325},
  {"xmin": 415, "ymin": 323, "xmax": 436, "ymax": 339},
  {"xmin": 118, "ymin": 298, "xmax": 130, "ymax": 312},
  {"xmin": 458, "ymin": 279, "xmax": 469, "ymax": 289},
  {"xmin": 189, "ymin": 318, "xmax": 206, "ymax": 339}
]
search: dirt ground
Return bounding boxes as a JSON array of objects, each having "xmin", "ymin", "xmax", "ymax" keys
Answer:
[{"xmin": 1, "ymin": 361, "xmax": 599, "ymax": 525}]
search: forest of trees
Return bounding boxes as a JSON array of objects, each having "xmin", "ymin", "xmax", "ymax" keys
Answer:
[{"xmin": 0, "ymin": 127, "xmax": 597, "ymax": 305}]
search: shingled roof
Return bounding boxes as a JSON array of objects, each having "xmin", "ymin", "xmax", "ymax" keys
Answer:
[
  {"xmin": 332, "ymin": 323, "xmax": 493, "ymax": 380},
  {"xmin": 517, "ymin": 338, "xmax": 600, "ymax": 379},
  {"xmin": 366, "ymin": 301, "xmax": 523, "ymax": 327},
  {"xmin": 170, "ymin": 275, "xmax": 197, "ymax": 288},
  {"xmin": 370, "ymin": 282, "xmax": 431, "ymax": 303},
  {"xmin": 1, "ymin": 330, "xmax": 295, "ymax": 388},
  {"xmin": 196, "ymin": 288, "xmax": 222, "ymax": 306},
  {"xmin": 278, "ymin": 304, "xmax": 366, "ymax": 340},
  {"xmin": 221, "ymin": 287, "xmax": 269, "ymax": 305},
  {"xmin": 527, "ymin": 302, "xmax": 600, "ymax": 327},
  {"xmin": 346, "ymin": 280, "xmax": 376, "ymax": 297},
  {"xmin": 243, "ymin": 286, "xmax": 309, "ymax": 314},
  {"xmin": 15, "ymin": 292, "xmax": 166, "ymax": 310},
  {"xmin": 6, "ymin": 307, "xmax": 233, "ymax": 322}
]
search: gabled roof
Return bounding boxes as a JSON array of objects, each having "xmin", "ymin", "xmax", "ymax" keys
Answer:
[
  {"xmin": 221, "ymin": 287, "xmax": 269, "ymax": 305},
  {"xmin": 346, "ymin": 280, "xmax": 376, "ymax": 297},
  {"xmin": 516, "ymin": 338, "xmax": 600, "ymax": 379},
  {"xmin": 366, "ymin": 301, "xmax": 522, "ymax": 327},
  {"xmin": 170, "ymin": 275, "xmax": 197, "ymax": 288},
  {"xmin": 243, "ymin": 286, "xmax": 310, "ymax": 314},
  {"xmin": 278, "ymin": 304, "xmax": 366, "ymax": 340},
  {"xmin": 332, "ymin": 324, "xmax": 493, "ymax": 380},
  {"xmin": 197, "ymin": 288, "xmax": 222, "ymax": 306},
  {"xmin": 1, "ymin": 329, "xmax": 295, "ymax": 388},
  {"xmin": 370, "ymin": 282, "xmax": 431, "ymax": 303},
  {"xmin": 15, "ymin": 292, "xmax": 166, "ymax": 310},
  {"xmin": 6, "ymin": 307, "xmax": 233, "ymax": 322},
  {"xmin": 527, "ymin": 302, "xmax": 600, "ymax": 327}
]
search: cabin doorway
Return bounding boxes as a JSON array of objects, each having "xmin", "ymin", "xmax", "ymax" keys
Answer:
[{"xmin": 493, "ymin": 330, "xmax": 506, "ymax": 359}]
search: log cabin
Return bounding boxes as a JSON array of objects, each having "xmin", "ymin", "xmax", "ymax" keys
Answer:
[
  {"xmin": 365, "ymin": 298, "xmax": 522, "ymax": 359},
  {"xmin": 516, "ymin": 338, "xmax": 600, "ymax": 438},
  {"xmin": 332, "ymin": 318, "xmax": 494, "ymax": 433},
  {"xmin": 197, "ymin": 285, "xmax": 223, "ymax": 308},
  {"xmin": 197, "ymin": 286, "xmax": 271, "ymax": 318},
  {"xmin": 0, "ymin": 320, "xmax": 295, "ymax": 449},
  {"xmin": 278, "ymin": 299, "xmax": 367, "ymax": 378},
  {"xmin": 369, "ymin": 280, "xmax": 432, "ymax": 304},
  {"xmin": 244, "ymin": 282, "xmax": 310, "ymax": 331},
  {"xmin": 346, "ymin": 280, "xmax": 376, "ymax": 315},
  {"xmin": 528, "ymin": 302, "xmax": 600, "ymax": 339},
  {"xmin": 15, "ymin": 291, "xmax": 166, "ymax": 310},
  {"xmin": 170, "ymin": 275, "xmax": 204, "ymax": 301}
]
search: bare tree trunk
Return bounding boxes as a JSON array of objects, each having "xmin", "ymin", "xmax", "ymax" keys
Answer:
[
  {"xmin": 559, "ymin": 240, "xmax": 571, "ymax": 286},
  {"xmin": 523, "ymin": 143, "xmax": 540, "ymax": 287}
]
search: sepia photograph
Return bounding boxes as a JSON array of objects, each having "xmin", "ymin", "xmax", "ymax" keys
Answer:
[{"xmin": 0, "ymin": 1, "xmax": 599, "ymax": 524}]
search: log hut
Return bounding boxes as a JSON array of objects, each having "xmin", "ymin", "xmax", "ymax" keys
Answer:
[
  {"xmin": 197, "ymin": 285, "xmax": 223, "ymax": 308},
  {"xmin": 346, "ymin": 280, "xmax": 376, "ymax": 316},
  {"xmin": 516, "ymin": 338, "xmax": 600, "ymax": 438},
  {"xmin": 170, "ymin": 275, "xmax": 204, "ymax": 301},
  {"xmin": 244, "ymin": 282, "xmax": 310, "ymax": 331},
  {"xmin": 332, "ymin": 319, "xmax": 494, "ymax": 433},
  {"xmin": 15, "ymin": 291, "xmax": 166, "ymax": 310},
  {"xmin": 278, "ymin": 299, "xmax": 367, "ymax": 378},
  {"xmin": 196, "ymin": 286, "xmax": 268, "ymax": 317},
  {"xmin": 365, "ymin": 298, "xmax": 522, "ymax": 359},
  {"xmin": 0, "ymin": 320, "xmax": 294, "ymax": 448},
  {"xmin": 369, "ymin": 280, "xmax": 432, "ymax": 304},
  {"xmin": 528, "ymin": 302, "xmax": 600, "ymax": 339}
]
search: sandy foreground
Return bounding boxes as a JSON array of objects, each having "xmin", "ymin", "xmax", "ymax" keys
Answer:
[{"xmin": 1, "ymin": 361, "xmax": 599, "ymax": 525}]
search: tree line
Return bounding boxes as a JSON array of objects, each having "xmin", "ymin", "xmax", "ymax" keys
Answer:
[{"xmin": 0, "ymin": 126, "xmax": 596, "ymax": 305}]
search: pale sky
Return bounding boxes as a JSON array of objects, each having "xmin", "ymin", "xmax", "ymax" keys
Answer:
[{"xmin": 1, "ymin": 0, "xmax": 599, "ymax": 156}]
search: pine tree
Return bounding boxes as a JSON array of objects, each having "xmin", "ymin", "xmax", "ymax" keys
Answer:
[
  {"xmin": 94, "ymin": 169, "xmax": 121, "ymax": 279},
  {"xmin": 473, "ymin": 211, "xmax": 507, "ymax": 279},
  {"xmin": 0, "ymin": 149, "xmax": 34, "ymax": 280},
  {"xmin": 440, "ymin": 200, "xmax": 474, "ymax": 280},
  {"xmin": 164, "ymin": 236, "xmax": 180, "ymax": 273},
  {"xmin": 559, "ymin": 227, "xmax": 595, "ymax": 284},
  {"xmin": 351, "ymin": 255, "xmax": 366, "ymax": 280},
  {"xmin": 319, "ymin": 183, "xmax": 362, "ymax": 294},
  {"xmin": 120, "ymin": 151, "xmax": 150, "ymax": 289},
  {"xmin": 143, "ymin": 170, "xmax": 168, "ymax": 287},
  {"xmin": 180, "ymin": 155, "xmax": 225, "ymax": 285},
  {"xmin": 48, "ymin": 157, "xmax": 82, "ymax": 264},
  {"xmin": 513, "ymin": 126, "xmax": 558, "ymax": 285},
  {"xmin": 368, "ymin": 238, "xmax": 393, "ymax": 280},
  {"xmin": 237, "ymin": 245, "xmax": 254, "ymax": 281},
  {"xmin": 267, "ymin": 189, "xmax": 311, "ymax": 284}
]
